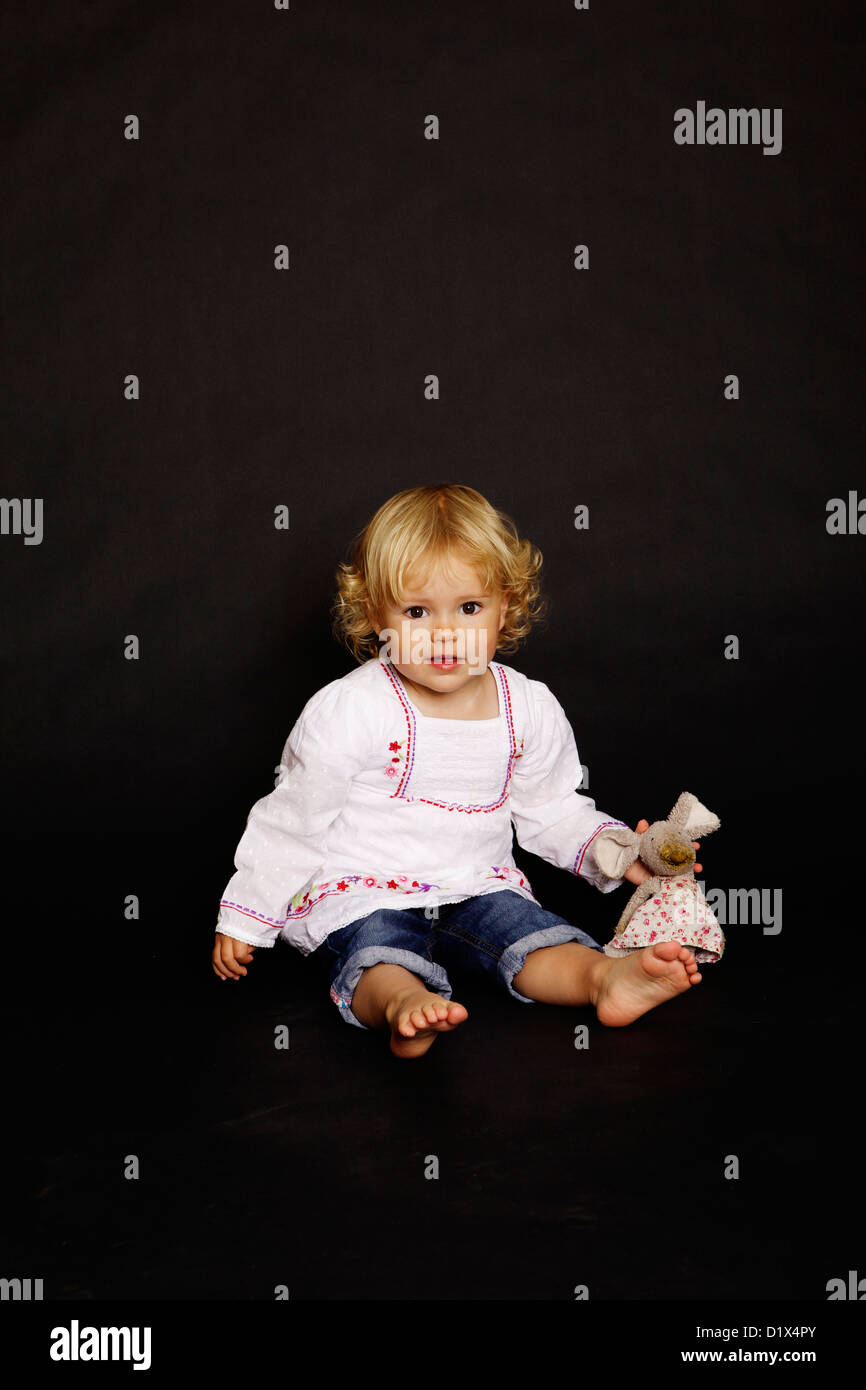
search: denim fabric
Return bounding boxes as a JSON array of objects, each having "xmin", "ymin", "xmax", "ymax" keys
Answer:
[{"xmin": 321, "ymin": 889, "xmax": 604, "ymax": 1029}]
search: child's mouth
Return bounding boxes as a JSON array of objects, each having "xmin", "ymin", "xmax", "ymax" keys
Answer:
[{"xmin": 427, "ymin": 657, "xmax": 461, "ymax": 669}]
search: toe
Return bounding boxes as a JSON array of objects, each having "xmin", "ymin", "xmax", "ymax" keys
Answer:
[{"xmin": 652, "ymin": 941, "xmax": 678, "ymax": 960}]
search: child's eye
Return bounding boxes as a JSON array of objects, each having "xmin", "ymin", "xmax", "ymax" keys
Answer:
[{"xmin": 403, "ymin": 600, "xmax": 483, "ymax": 617}]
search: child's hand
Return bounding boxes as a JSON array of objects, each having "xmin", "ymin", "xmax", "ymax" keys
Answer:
[
  {"xmin": 212, "ymin": 932, "xmax": 257, "ymax": 981},
  {"xmin": 622, "ymin": 819, "xmax": 702, "ymax": 885}
]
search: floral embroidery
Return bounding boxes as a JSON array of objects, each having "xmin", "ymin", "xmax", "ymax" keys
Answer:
[
  {"xmin": 286, "ymin": 873, "xmax": 440, "ymax": 920},
  {"xmin": 283, "ymin": 866, "xmax": 538, "ymax": 921},
  {"xmin": 486, "ymin": 865, "xmax": 536, "ymax": 896},
  {"xmin": 384, "ymin": 738, "xmax": 407, "ymax": 781},
  {"xmin": 379, "ymin": 669, "xmax": 416, "ymax": 795}
]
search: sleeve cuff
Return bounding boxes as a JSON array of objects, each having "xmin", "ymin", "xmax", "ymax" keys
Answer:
[
  {"xmin": 573, "ymin": 819, "xmax": 631, "ymax": 892},
  {"xmin": 216, "ymin": 907, "xmax": 280, "ymax": 948}
]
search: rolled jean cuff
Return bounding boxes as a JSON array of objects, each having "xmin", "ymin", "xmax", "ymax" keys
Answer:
[
  {"xmin": 498, "ymin": 924, "xmax": 605, "ymax": 1003},
  {"xmin": 329, "ymin": 945, "xmax": 454, "ymax": 1030}
]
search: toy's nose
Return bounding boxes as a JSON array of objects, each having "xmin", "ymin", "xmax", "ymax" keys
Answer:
[{"xmin": 659, "ymin": 842, "xmax": 695, "ymax": 867}]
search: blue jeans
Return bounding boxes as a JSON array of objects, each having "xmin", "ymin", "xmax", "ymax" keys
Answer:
[{"xmin": 322, "ymin": 889, "xmax": 604, "ymax": 1029}]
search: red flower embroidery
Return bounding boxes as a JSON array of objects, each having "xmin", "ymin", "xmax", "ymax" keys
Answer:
[
  {"xmin": 336, "ymin": 881, "xmax": 348, "ymax": 891},
  {"xmin": 386, "ymin": 879, "xmax": 397, "ymax": 889},
  {"xmin": 384, "ymin": 738, "xmax": 405, "ymax": 782}
]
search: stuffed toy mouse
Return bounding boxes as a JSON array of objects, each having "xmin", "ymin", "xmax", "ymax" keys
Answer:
[{"xmin": 593, "ymin": 791, "xmax": 725, "ymax": 963}]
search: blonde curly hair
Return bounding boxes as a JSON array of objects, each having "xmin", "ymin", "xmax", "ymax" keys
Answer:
[{"xmin": 331, "ymin": 483, "xmax": 546, "ymax": 663}]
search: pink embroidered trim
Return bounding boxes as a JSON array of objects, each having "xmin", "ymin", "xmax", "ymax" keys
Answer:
[
  {"xmin": 486, "ymin": 865, "xmax": 536, "ymax": 897},
  {"xmin": 379, "ymin": 661, "xmax": 518, "ymax": 813},
  {"xmin": 219, "ymin": 900, "xmax": 283, "ymax": 928},
  {"xmin": 286, "ymin": 873, "xmax": 442, "ymax": 921},
  {"xmin": 222, "ymin": 864, "xmax": 537, "ymax": 928},
  {"xmin": 572, "ymin": 820, "xmax": 630, "ymax": 876},
  {"xmin": 379, "ymin": 664, "xmax": 416, "ymax": 796}
]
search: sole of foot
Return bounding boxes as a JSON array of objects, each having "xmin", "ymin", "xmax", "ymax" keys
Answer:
[
  {"xmin": 386, "ymin": 989, "xmax": 469, "ymax": 1059},
  {"xmin": 595, "ymin": 940, "xmax": 702, "ymax": 1028}
]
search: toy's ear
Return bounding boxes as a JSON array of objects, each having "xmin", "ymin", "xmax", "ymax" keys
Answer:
[
  {"xmin": 593, "ymin": 825, "xmax": 641, "ymax": 879},
  {"xmin": 667, "ymin": 790, "xmax": 720, "ymax": 839}
]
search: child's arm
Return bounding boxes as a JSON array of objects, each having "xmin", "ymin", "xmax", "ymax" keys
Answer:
[
  {"xmin": 509, "ymin": 679, "xmax": 631, "ymax": 893},
  {"xmin": 213, "ymin": 679, "xmax": 372, "ymax": 961}
]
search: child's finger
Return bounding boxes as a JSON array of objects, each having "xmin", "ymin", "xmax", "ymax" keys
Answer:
[{"xmin": 217, "ymin": 946, "xmax": 244, "ymax": 979}]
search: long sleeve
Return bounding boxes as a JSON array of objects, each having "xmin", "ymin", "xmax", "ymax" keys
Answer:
[
  {"xmin": 215, "ymin": 679, "xmax": 375, "ymax": 948},
  {"xmin": 509, "ymin": 679, "xmax": 630, "ymax": 894}
]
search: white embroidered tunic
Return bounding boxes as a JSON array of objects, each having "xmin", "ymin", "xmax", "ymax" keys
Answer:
[{"xmin": 216, "ymin": 658, "xmax": 629, "ymax": 954}]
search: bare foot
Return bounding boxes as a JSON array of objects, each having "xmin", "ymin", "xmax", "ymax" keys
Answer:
[
  {"xmin": 384, "ymin": 986, "xmax": 468, "ymax": 1059},
  {"xmin": 593, "ymin": 941, "xmax": 702, "ymax": 1027}
]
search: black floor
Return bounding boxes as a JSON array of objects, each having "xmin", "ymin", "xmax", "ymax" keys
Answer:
[{"xmin": 2, "ymin": 805, "xmax": 854, "ymax": 1304}]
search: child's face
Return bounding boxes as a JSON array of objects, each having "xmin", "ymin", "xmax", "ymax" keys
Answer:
[{"xmin": 370, "ymin": 552, "xmax": 509, "ymax": 695}]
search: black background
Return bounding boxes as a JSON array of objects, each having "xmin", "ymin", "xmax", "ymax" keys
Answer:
[{"xmin": 1, "ymin": 0, "xmax": 863, "ymax": 1322}]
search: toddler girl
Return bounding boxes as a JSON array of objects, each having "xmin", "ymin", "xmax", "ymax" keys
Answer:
[{"xmin": 212, "ymin": 484, "xmax": 704, "ymax": 1058}]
